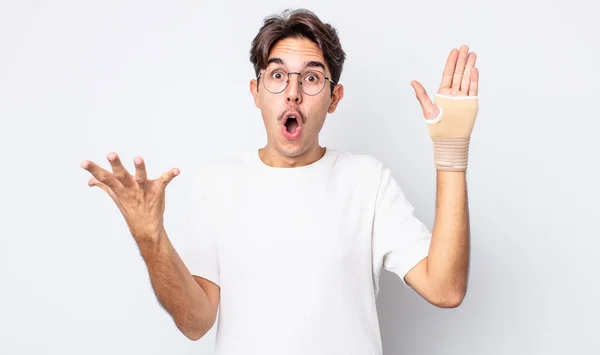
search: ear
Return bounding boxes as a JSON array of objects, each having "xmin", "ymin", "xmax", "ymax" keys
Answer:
[
  {"xmin": 327, "ymin": 84, "xmax": 344, "ymax": 114},
  {"xmin": 250, "ymin": 79, "xmax": 260, "ymax": 109}
]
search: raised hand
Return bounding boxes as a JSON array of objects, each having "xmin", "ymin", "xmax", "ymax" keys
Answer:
[
  {"xmin": 409, "ymin": 45, "xmax": 480, "ymax": 172},
  {"xmin": 410, "ymin": 45, "xmax": 479, "ymax": 120},
  {"xmin": 80, "ymin": 153, "xmax": 180, "ymax": 242}
]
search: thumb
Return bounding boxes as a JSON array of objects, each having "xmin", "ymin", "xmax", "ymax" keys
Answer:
[
  {"xmin": 410, "ymin": 80, "xmax": 439, "ymax": 120},
  {"xmin": 158, "ymin": 168, "xmax": 180, "ymax": 187}
]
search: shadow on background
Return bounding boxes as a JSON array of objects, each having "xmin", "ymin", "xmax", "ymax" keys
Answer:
[{"xmin": 375, "ymin": 230, "xmax": 539, "ymax": 355}]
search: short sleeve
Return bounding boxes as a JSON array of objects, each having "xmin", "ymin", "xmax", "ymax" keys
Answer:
[
  {"xmin": 179, "ymin": 168, "xmax": 220, "ymax": 287},
  {"xmin": 372, "ymin": 166, "xmax": 432, "ymax": 292}
]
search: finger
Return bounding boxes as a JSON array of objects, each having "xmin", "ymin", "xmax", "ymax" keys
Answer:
[
  {"xmin": 88, "ymin": 177, "xmax": 111, "ymax": 193},
  {"xmin": 107, "ymin": 153, "xmax": 134, "ymax": 186},
  {"xmin": 451, "ymin": 45, "xmax": 469, "ymax": 95},
  {"xmin": 87, "ymin": 177, "xmax": 121, "ymax": 203},
  {"xmin": 468, "ymin": 67, "xmax": 479, "ymax": 96},
  {"xmin": 158, "ymin": 168, "xmax": 180, "ymax": 188},
  {"xmin": 410, "ymin": 80, "xmax": 438, "ymax": 120},
  {"xmin": 134, "ymin": 157, "xmax": 148, "ymax": 184},
  {"xmin": 81, "ymin": 160, "xmax": 122, "ymax": 191},
  {"xmin": 460, "ymin": 52, "xmax": 477, "ymax": 95},
  {"xmin": 440, "ymin": 48, "xmax": 459, "ymax": 89}
]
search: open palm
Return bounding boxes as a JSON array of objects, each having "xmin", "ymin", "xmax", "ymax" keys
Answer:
[{"xmin": 411, "ymin": 45, "xmax": 479, "ymax": 120}]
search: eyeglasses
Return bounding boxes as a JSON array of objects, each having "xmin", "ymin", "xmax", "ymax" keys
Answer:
[{"xmin": 257, "ymin": 68, "xmax": 336, "ymax": 96}]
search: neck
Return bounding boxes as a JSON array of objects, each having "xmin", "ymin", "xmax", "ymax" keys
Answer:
[{"xmin": 259, "ymin": 143, "xmax": 326, "ymax": 168}]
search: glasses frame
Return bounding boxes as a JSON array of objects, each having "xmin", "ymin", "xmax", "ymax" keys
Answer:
[{"xmin": 257, "ymin": 68, "xmax": 336, "ymax": 96}]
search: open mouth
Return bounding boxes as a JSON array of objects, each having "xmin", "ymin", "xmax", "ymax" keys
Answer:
[
  {"xmin": 281, "ymin": 112, "xmax": 302, "ymax": 140},
  {"xmin": 284, "ymin": 114, "xmax": 299, "ymax": 133}
]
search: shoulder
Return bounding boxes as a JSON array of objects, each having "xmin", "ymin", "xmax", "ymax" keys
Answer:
[
  {"xmin": 190, "ymin": 151, "xmax": 253, "ymax": 192},
  {"xmin": 330, "ymin": 148, "xmax": 387, "ymax": 176},
  {"xmin": 326, "ymin": 149, "xmax": 393, "ymax": 195}
]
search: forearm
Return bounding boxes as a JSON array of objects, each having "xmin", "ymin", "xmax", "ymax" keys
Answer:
[
  {"xmin": 136, "ymin": 229, "xmax": 216, "ymax": 340},
  {"xmin": 427, "ymin": 170, "xmax": 470, "ymax": 301}
]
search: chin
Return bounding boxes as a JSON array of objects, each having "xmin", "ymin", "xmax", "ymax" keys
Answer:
[{"xmin": 276, "ymin": 142, "xmax": 307, "ymax": 157}]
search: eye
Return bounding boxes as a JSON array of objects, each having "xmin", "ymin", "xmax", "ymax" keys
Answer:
[
  {"xmin": 303, "ymin": 72, "xmax": 321, "ymax": 83},
  {"xmin": 270, "ymin": 70, "xmax": 286, "ymax": 80}
]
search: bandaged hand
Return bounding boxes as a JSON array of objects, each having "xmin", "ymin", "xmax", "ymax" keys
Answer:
[{"xmin": 411, "ymin": 45, "xmax": 480, "ymax": 172}]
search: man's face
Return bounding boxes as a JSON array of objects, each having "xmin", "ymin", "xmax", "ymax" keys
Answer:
[{"xmin": 250, "ymin": 37, "xmax": 344, "ymax": 160}]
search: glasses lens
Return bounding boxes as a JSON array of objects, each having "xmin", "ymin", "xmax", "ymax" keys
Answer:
[
  {"xmin": 263, "ymin": 69, "xmax": 288, "ymax": 93},
  {"xmin": 300, "ymin": 71, "xmax": 325, "ymax": 95}
]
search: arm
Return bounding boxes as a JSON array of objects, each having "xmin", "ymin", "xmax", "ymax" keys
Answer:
[
  {"xmin": 404, "ymin": 170, "xmax": 469, "ymax": 307},
  {"xmin": 406, "ymin": 45, "xmax": 479, "ymax": 307},
  {"xmin": 138, "ymin": 228, "xmax": 220, "ymax": 340},
  {"xmin": 81, "ymin": 153, "xmax": 219, "ymax": 339}
]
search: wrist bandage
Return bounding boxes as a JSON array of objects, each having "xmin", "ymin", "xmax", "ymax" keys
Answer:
[{"xmin": 425, "ymin": 94, "xmax": 478, "ymax": 172}]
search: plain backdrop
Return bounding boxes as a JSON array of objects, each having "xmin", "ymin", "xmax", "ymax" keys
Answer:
[{"xmin": 1, "ymin": 0, "xmax": 598, "ymax": 354}]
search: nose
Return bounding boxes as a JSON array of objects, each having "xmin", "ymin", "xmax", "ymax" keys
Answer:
[{"xmin": 285, "ymin": 73, "xmax": 303, "ymax": 104}]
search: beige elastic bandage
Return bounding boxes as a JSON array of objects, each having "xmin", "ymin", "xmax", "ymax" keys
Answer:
[{"xmin": 425, "ymin": 94, "xmax": 479, "ymax": 172}]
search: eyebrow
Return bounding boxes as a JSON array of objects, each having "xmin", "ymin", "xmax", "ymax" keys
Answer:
[{"xmin": 267, "ymin": 58, "xmax": 326, "ymax": 71}]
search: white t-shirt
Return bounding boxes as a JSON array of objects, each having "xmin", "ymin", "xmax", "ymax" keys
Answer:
[{"xmin": 181, "ymin": 147, "xmax": 432, "ymax": 355}]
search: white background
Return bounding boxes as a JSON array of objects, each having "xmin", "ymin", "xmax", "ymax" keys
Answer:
[{"xmin": 1, "ymin": 0, "xmax": 598, "ymax": 354}]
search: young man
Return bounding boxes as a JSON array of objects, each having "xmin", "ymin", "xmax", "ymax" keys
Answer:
[{"xmin": 81, "ymin": 8, "xmax": 479, "ymax": 355}]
